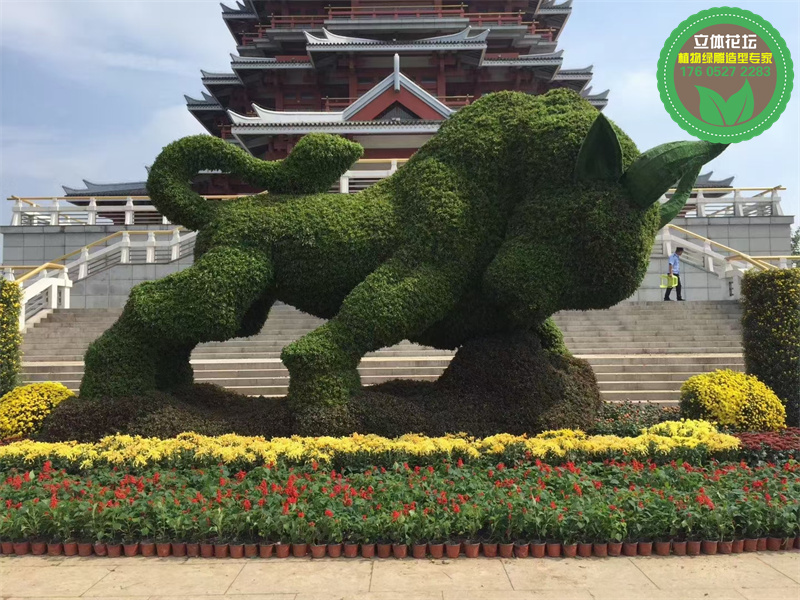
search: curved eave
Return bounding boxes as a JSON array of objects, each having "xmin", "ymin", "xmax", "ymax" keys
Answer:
[
  {"xmin": 306, "ymin": 42, "xmax": 488, "ymax": 52},
  {"xmin": 232, "ymin": 121, "xmax": 443, "ymax": 136}
]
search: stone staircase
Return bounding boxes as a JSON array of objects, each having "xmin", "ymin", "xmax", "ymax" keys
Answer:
[{"xmin": 19, "ymin": 301, "xmax": 744, "ymax": 404}]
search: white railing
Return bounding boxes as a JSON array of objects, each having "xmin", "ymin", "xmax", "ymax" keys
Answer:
[
  {"xmin": 1, "ymin": 229, "xmax": 196, "ymax": 330},
  {"xmin": 658, "ymin": 224, "xmax": 789, "ymax": 299},
  {"xmin": 9, "ymin": 183, "xmax": 785, "ymax": 227},
  {"xmin": 2, "ymin": 264, "xmax": 72, "ymax": 331},
  {"xmin": 660, "ymin": 186, "xmax": 784, "ymax": 218}
]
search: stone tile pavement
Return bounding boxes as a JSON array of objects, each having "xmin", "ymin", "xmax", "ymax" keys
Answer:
[{"xmin": 0, "ymin": 553, "xmax": 797, "ymax": 600}]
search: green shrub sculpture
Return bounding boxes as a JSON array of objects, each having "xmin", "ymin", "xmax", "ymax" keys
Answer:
[
  {"xmin": 741, "ymin": 268, "xmax": 800, "ymax": 426},
  {"xmin": 79, "ymin": 89, "xmax": 727, "ymax": 433},
  {"xmin": 0, "ymin": 280, "xmax": 22, "ymax": 397}
]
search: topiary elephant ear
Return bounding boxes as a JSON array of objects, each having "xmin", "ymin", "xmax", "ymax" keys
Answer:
[{"xmin": 147, "ymin": 134, "xmax": 364, "ymax": 231}]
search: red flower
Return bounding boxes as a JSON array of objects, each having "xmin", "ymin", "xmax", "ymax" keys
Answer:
[
  {"xmin": 325, "ymin": 509, "xmax": 334, "ymax": 518},
  {"xmin": 297, "ymin": 511, "xmax": 305, "ymax": 518},
  {"xmin": 243, "ymin": 499, "xmax": 252, "ymax": 511}
]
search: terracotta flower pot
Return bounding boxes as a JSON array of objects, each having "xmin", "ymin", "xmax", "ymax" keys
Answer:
[
  {"xmin": 608, "ymin": 542, "xmax": 622, "ymax": 557},
  {"xmin": 361, "ymin": 543, "xmax": 375, "ymax": 558},
  {"xmin": 244, "ymin": 543, "xmax": 258, "ymax": 558},
  {"xmin": 392, "ymin": 543, "xmax": 408, "ymax": 558},
  {"xmin": 259, "ymin": 543, "xmax": 274, "ymax": 558},
  {"xmin": 327, "ymin": 543, "xmax": 342, "ymax": 558},
  {"xmin": 514, "ymin": 542, "xmax": 530, "ymax": 558},
  {"xmin": 229, "ymin": 544, "xmax": 244, "ymax": 559},
  {"xmin": 561, "ymin": 543, "xmax": 576, "ymax": 558},
  {"xmin": 654, "ymin": 541, "xmax": 671, "ymax": 556},
  {"xmin": 291, "ymin": 543, "xmax": 307, "ymax": 558},
  {"xmin": 530, "ymin": 542, "xmax": 546, "ymax": 558},
  {"xmin": 672, "ymin": 541, "xmax": 687, "ymax": 556},
  {"xmin": 463, "ymin": 542, "xmax": 480, "ymax": 558},
  {"xmin": 377, "ymin": 543, "xmax": 392, "ymax": 558},
  {"xmin": 78, "ymin": 542, "xmax": 94, "ymax": 557},
  {"xmin": 743, "ymin": 538, "xmax": 758, "ymax": 552},
  {"xmin": 638, "ymin": 541, "xmax": 653, "ymax": 557},
  {"xmin": 498, "ymin": 543, "xmax": 514, "ymax": 558},
  {"xmin": 731, "ymin": 539, "xmax": 744, "ymax": 554},
  {"xmin": 124, "ymin": 543, "xmax": 139, "ymax": 557},
  {"xmin": 412, "ymin": 543, "xmax": 427, "ymax": 559},
  {"xmin": 702, "ymin": 540, "xmax": 718, "ymax": 555},
  {"xmin": 428, "ymin": 543, "xmax": 444, "ymax": 558},
  {"xmin": 757, "ymin": 538, "xmax": 767, "ymax": 551},
  {"xmin": 482, "ymin": 542, "xmax": 498, "ymax": 558},
  {"xmin": 344, "ymin": 543, "xmax": 359, "ymax": 558},
  {"xmin": 795, "ymin": 536, "xmax": 800, "ymax": 550},
  {"xmin": 172, "ymin": 542, "xmax": 187, "ymax": 557},
  {"xmin": 13, "ymin": 541, "xmax": 30, "ymax": 555},
  {"xmin": 275, "ymin": 543, "xmax": 290, "ymax": 558},
  {"xmin": 546, "ymin": 542, "xmax": 561, "ymax": 558},
  {"xmin": 31, "ymin": 541, "xmax": 46, "ymax": 555},
  {"xmin": 577, "ymin": 542, "xmax": 592, "ymax": 558},
  {"xmin": 766, "ymin": 537, "xmax": 782, "ymax": 552},
  {"xmin": 718, "ymin": 540, "xmax": 733, "ymax": 554},
  {"xmin": 64, "ymin": 541, "xmax": 78, "ymax": 556},
  {"xmin": 200, "ymin": 543, "xmax": 214, "ymax": 558},
  {"xmin": 186, "ymin": 543, "xmax": 200, "ymax": 557},
  {"xmin": 687, "ymin": 540, "xmax": 701, "ymax": 556},
  {"xmin": 48, "ymin": 542, "xmax": 63, "ymax": 556},
  {"xmin": 446, "ymin": 542, "xmax": 461, "ymax": 559},
  {"xmin": 622, "ymin": 542, "xmax": 638, "ymax": 557},
  {"xmin": 139, "ymin": 541, "xmax": 155, "ymax": 557},
  {"xmin": 310, "ymin": 544, "xmax": 327, "ymax": 558},
  {"xmin": 593, "ymin": 543, "xmax": 608, "ymax": 557},
  {"xmin": 1, "ymin": 541, "xmax": 13, "ymax": 554},
  {"xmin": 214, "ymin": 543, "xmax": 229, "ymax": 558},
  {"xmin": 93, "ymin": 542, "xmax": 107, "ymax": 557},
  {"xmin": 106, "ymin": 543, "xmax": 122, "ymax": 558},
  {"xmin": 783, "ymin": 537, "xmax": 794, "ymax": 551},
  {"xmin": 157, "ymin": 542, "xmax": 172, "ymax": 557}
]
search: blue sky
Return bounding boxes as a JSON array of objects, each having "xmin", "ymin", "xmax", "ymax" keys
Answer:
[{"xmin": 1, "ymin": 0, "xmax": 798, "ymax": 232}]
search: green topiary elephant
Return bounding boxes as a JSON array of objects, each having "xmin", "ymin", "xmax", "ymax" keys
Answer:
[{"xmin": 80, "ymin": 89, "xmax": 726, "ymax": 429}]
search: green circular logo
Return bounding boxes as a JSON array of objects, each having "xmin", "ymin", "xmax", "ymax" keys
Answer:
[{"xmin": 657, "ymin": 6, "xmax": 793, "ymax": 142}]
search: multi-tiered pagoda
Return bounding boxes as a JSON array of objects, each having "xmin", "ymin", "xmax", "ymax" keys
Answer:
[{"xmin": 185, "ymin": 0, "xmax": 606, "ymax": 161}]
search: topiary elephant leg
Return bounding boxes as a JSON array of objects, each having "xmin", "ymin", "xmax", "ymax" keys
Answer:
[
  {"xmin": 80, "ymin": 246, "xmax": 274, "ymax": 399},
  {"xmin": 283, "ymin": 255, "xmax": 467, "ymax": 433}
]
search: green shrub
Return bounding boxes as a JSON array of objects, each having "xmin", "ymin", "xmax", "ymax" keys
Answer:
[
  {"xmin": 37, "ymin": 384, "xmax": 293, "ymax": 442},
  {"xmin": 741, "ymin": 268, "xmax": 800, "ymax": 426},
  {"xmin": 589, "ymin": 400, "xmax": 680, "ymax": 436},
  {"xmin": 0, "ymin": 280, "xmax": 21, "ymax": 397},
  {"xmin": 0, "ymin": 382, "xmax": 74, "ymax": 440},
  {"xmin": 680, "ymin": 369, "xmax": 786, "ymax": 432}
]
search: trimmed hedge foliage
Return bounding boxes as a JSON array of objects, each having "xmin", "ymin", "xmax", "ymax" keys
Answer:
[
  {"xmin": 0, "ymin": 280, "xmax": 21, "ymax": 397},
  {"xmin": 741, "ymin": 269, "xmax": 800, "ymax": 426},
  {"xmin": 79, "ymin": 89, "xmax": 727, "ymax": 430}
]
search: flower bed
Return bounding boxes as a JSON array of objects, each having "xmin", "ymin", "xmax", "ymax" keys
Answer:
[
  {"xmin": 0, "ymin": 421, "xmax": 741, "ymax": 471},
  {"xmin": 734, "ymin": 428, "xmax": 800, "ymax": 464},
  {"xmin": 1, "ymin": 452, "xmax": 798, "ymax": 559}
]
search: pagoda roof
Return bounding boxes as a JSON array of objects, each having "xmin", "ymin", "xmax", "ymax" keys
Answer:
[
  {"xmin": 695, "ymin": 171, "xmax": 735, "ymax": 188},
  {"xmin": 230, "ymin": 55, "xmax": 454, "ymax": 127},
  {"xmin": 200, "ymin": 70, "xmax": 242, "ymax": 85},
  {"xmin": 221, "ymin": 1, "xmax": 256, "ymax": 18},
  {"xmin": 482, "ymin": 50, "xmax": 563, "ymax": 67},
  {"xmin": 62, "ymin": 180, "xmax": 148, "ymax": 197},
  {"xmin": 303, "ymin": 27, "xmax": 489, "ymax": 53},
  {"xmin": 185, "ymin": 92, "xmax": 225, "ymax": 111},
  {"xmin": 580, "ymin": 86, "xmax": 610, "ymax": 109},
  {"xmin": 538, "ymin": 0, "xmax": 573, "ymax": 15},
  {"xmin": 231, "ymin": 54, "xmax": 313, "ymax": 70}
]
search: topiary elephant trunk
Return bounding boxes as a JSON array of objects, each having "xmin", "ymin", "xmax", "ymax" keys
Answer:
[{"xmin": 80, "ymin": 90, "xmax": 726, "ymax": 432}]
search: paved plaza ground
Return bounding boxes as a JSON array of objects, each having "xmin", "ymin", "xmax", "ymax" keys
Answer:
[{"xmin": 0, "ymin": 553, "xmax": 797, "ymax": 600}]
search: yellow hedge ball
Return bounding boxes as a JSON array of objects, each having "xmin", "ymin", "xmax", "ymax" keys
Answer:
[
  {"xmin": 680, "ymin": 369, "xmax": 786, "ymax": 432},
  {"xmin": 0, "ymin": 382, "xmax": 74, "ymax": 439}
]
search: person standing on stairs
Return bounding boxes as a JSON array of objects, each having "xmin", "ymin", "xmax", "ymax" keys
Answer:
[{"xmin": 664, "ymin": 247, "xmax": 684, "ymax": 301}]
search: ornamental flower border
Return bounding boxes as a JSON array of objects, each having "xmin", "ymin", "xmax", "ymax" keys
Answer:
[
  {"xmin": 1, "ymin": 453, "xmax": 798, "ymax": 560},
  {"xmin": 0, "ymin": 420, "xmax": 743, "ymax": 471}
]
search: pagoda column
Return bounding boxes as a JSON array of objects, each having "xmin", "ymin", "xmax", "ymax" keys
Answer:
[
  {"xmin": 437, "ymin": 55, "xmax": 446, "ymax": 97},
  {"xmin": 348, "ymin": 56, "xmax": 357, "ymax": 98}
]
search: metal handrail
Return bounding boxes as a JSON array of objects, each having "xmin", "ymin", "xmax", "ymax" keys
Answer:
[{"xmin": 665, "ymin": 224, "xmax": 776, "ymax": 271}]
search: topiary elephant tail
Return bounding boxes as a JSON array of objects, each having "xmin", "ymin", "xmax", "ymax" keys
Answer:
[
  {"xmin": 658, "ymin": 162, "xmax": 703, "ymax": 229},
  {"xmin": 147, "ymin": 134, "xmax": 364, "ymax": 231}
]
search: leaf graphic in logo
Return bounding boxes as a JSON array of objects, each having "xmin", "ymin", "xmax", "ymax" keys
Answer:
[
  {"xmin": 696, "ymin": 85, "xmax": 726, "ymax": 125},
  {"xmin": 696, "ymin": 80, "xmax": 756, "ymax": 126}
]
